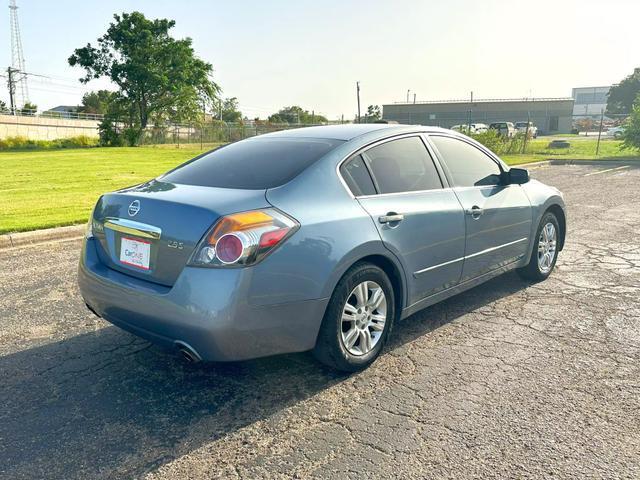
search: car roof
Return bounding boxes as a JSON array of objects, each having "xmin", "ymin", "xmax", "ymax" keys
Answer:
[{"xmin": 258, "ymin": 123, "xmax": 452, "ymax": 141}]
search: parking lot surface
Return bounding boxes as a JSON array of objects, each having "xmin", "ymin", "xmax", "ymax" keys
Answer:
[{"xmin": 1, "ymin": 163, "xmax": 639, "ymax": 479}]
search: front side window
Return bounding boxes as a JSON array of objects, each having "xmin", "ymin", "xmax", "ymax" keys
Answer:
[
  {"xmin": 363, "ymin": 137, "xmax": 442, "ymax": 194},
  {"xmin": 429, "ymin": 135, "xmax": 502, "ymax": 187}
]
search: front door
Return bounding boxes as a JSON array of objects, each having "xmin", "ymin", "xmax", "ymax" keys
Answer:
[
  {"xmin": 343, "ymin": 135, "xmax": 466, "ymax": 305},
  {"xmin": 428, "ymin": 134, "xmax": 532, "ymax": 282}
]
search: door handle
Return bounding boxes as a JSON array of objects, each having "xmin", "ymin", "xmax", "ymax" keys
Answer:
[
  {"xmin": 465, "ymin": 206, "xmax": 484, "ymax": 219},
  {"xmin": 379, "ymin": 213, "xmax": 404, "ymax": 224}
]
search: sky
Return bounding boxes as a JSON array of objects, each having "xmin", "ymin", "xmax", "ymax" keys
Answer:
[{"xmin": 1, "ymin": 0, "xmax": 638, "ymax": 119}]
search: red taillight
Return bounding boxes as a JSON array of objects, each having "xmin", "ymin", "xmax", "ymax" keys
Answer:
[
  {"xmin": 216, "ymin": 234, "xmax": 244, "ymax": 263},
  {"xmin": 259, "ymin": 228, "xmax": 289, "ymax": 248},
  {"xmin": 189, "ymin": 208, "xmax": 299, "ymax": 268}
]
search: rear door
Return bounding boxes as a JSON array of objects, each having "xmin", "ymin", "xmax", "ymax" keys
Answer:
[
  {"xmin": 343, "ymin": 135, "xmax": 466, "ymax": 305},
  {"xmin": 427, "ymin": 134, "xmax": 532, "ymax": 282}
]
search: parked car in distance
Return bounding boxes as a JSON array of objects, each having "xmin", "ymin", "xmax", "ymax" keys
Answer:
[
  {"xmin": 606, "ymin": 126, "xmax": 625, "ymax": 139},
  {"xmin": 450, "ymin": 123, "xmax": 489, "ymax": 134},
  {"xmin": 472, "ymin": 123, "xmax": 489, "ymax": 134},
  {"xmin": 78, "ymin": 124, "xmax": 566, "ymax": 372},
  {"xmin": 515, "ymin": 121, "xmax": 538, "ymax": 138},
  {"xmin": 489, "ymin": 121, "xmax": 517, "ymax": 138}
]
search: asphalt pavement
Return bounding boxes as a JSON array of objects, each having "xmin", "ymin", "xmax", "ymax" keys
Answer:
[{"xmin": 1, "ymin": 162, "xmax": 639, "ymax": 479}]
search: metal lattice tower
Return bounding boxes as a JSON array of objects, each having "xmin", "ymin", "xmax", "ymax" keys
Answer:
[{"xmin": 9, "ymin": 0, "xmax": 29, "ymax": 106}]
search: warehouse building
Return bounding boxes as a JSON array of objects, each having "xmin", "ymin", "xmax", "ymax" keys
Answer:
[
  {"xmin": 382, "ymin": 97, "xmax": 574, "ymax": 134},
  {"xmin": 571, "ymin": 86, "xmax": 610, "ymax": 117}
]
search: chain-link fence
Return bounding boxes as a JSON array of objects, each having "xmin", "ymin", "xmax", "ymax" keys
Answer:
[
  {"xmin": 383, "ymin": 98, "xmax": 632, "ymax": 137},
  {"xmin": 134, "ymin": 122, "xmax": 330, "ymax": 147}
]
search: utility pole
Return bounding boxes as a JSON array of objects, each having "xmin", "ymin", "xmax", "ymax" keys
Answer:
[
  {"xmin": 596, "ymin": 108, "xmax": 604, "ymax": 156},
  {"xmin": 356, "ymin": 81, "xmax": 361, "ymax": 124},
  {"xmin": 467, "ymin": 91, "xmax": 473, "ymax": 135},
  {"xmin": 407, "ymin": 89, "xmax": 410, "ymax": 103},
  {"xmin": 7, "ymin": 67, "xmax": 16, "ymax": 115},
  {"xmin": 522, "ymin": 108, "xmax": 531, "ymax": 154},
  {"xmin": 413, "ymin": 93, "xmax": 416, "ymax": 104}
]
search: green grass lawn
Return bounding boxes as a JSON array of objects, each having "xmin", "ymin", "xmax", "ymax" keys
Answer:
[
  {"xmin": 0, "ymin": 144, "xmax": 220, "ymax": 234},
  {"xmin": 502, "ymin": 138, "xmax": 638, "ymax": 165},
  {"xmin": 0, "ymin": 138, "xmax": 638, "ymax": 234}
]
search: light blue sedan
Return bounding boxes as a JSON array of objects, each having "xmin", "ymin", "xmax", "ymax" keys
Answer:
[{"xmin": 79, "ymin": 124, "xmax": 566, "ymax": 371}]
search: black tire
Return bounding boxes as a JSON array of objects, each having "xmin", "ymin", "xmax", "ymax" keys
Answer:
[
  {"xmin": 313, "ymin": 262, "xmax": 395, "ymax": 372},
  {"xmin": 517, "ymin": 211, "xmax": 560, "ymax": 282}
]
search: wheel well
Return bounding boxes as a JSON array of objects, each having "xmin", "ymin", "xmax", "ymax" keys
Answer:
[
  {"xmin": 356, "ymin": 254, "xmax": 405, "ymax": 320},
  {"xmin": 546, "ymin": 204, "xmax": 566, "ymax": 251}
]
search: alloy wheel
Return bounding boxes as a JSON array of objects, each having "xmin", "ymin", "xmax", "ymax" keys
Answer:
[
  {"xmin": 537, "ymin": 222, "xmax": 557, "ymax": 273},
  {"xmin": 340, "ymin": 281, "xmax": 387, "ymax": 356}
]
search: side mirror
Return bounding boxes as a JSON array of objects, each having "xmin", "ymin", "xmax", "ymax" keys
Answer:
[{"xmin": 506, "ymin": 167, "xmax": 529, "ymax": 184}]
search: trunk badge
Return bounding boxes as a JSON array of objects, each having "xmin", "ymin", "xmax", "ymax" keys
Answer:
[
  {"xmin": 128, "ymin": 200, "xmax": 141, "ymax": 217},
  {"xmin": 167, "ymin": 240, "xmax": 184, "ymax": 250}
]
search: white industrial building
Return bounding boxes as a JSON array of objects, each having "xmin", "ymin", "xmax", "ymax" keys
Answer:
[{"xmin": 571, "ymin": 86, "xmax": 610, "ymax": 117}]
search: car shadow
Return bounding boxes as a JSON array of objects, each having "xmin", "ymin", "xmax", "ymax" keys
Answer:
[{"xmin": 0, "ymin": 272, "xmax": 530, "ymax": 479}]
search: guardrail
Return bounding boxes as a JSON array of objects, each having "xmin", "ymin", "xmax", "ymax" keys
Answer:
[{"xmin": 0, "ymin": 108, "xmax": 104, "ymax": 121}]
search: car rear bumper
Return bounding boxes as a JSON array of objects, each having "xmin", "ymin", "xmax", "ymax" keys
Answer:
[{"xmin": 78, "ymin": 238, "xmax": 328, "ymax": 361}]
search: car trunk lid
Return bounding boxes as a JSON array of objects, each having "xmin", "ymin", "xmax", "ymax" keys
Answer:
[{"xmin": 91, "ymin": 180, "xmax": 269, "ymax": 286}]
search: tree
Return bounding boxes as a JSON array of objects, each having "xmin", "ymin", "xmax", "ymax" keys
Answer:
[
  {"xmin": 620, "ymin": 93, "xmax": 640, "ymax": 150},
  {"xmin": 268, "ymin": 106, "xmax": 327, "ymax": 124},
  {"xmin": 363, "ymin": 104, "xmax": 381, "ymax": 123},
  {"xmin": 0, "ymin": 99, "xmax": 7, "ymax": 112},
  {"xmin": 68, "ymin": 11, "xmax": 219, "ymax": 137},
  {"xmin": 220, "ymin": 97, "xmax": 242, "ymax": 123},
  {"xmin": 607, "ymin": 68, "xmax": 640, "ymax": 114},
  {"xmin": 80, "ymin": 90, "xmax": 117, "ymax": 115},
  {"xmin": 19, "ymin": 102, "xmax": 37, "ymax": 116}
]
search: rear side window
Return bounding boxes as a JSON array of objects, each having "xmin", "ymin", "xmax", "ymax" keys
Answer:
[
  {"xmin": 161, "ymin": 137, "xmax": 344, "ymax": 189},
  {"xmin": 340, "ymin": 155, "xmax": 376, "ymax": 196},
  {"xmin": 363, "ymin": 136, "xmax": 443, "ymax": 194},
  {"xmin": 429, "ymin": 135, "xmax": 502, "ymax": 187}
]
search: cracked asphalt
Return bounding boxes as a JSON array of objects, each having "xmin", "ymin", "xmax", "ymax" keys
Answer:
[{"xmin": 1, "ymin": 163, "xmax": 639, "ymax": 479}]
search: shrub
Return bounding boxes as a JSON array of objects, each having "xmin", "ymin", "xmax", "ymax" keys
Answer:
[
  {"xmin": 621, "ymin": 94, "xmax": 640, "ymax": 151},
  {"xmin": 0, "ymin": 135, "xmax": 98, "ymax": 150},
  {"xmin": 470, "ymin": 130, "xmax": 527, "ymax": 155},
  {"xmin": 98, "ymin": 118, "xmax": 143, "ymax": 146},
  {"xmin": 98, "ymin": 118, "xmax": 125, "ymax": 146},
  {"xmin": 469, "ymin": 130, "xmax": 504, "ymax": 153}
]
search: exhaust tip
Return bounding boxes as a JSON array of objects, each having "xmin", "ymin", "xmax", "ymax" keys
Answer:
[
  {"xmin": 174, "ymin": 341, "xmax": 202, "ymax": 363},
  {"xmin": 179, "ymin": 348, "xmax": 199, "ymax": 363}
]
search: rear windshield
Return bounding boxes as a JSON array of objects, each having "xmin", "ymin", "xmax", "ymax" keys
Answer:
[{"xmin": 161, "ymin": 137, "xmax": 344, "ymax": 189}]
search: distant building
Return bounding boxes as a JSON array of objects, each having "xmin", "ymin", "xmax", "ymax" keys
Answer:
[
  {"xmin": 45, "ymin": 105, "xmax": 81, "ymax": 118},
  {"xmin": 571, "ymin": 86, "xmax": 610, "ymax": 118},
  {"xmin": 382, "ymin": 97, "xmax": 574, "ymax": 135}
]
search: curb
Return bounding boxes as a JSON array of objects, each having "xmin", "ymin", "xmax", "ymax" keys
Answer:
[
  {"xmin": 547, "ymin": 158, "xmax": 640, "ymax": 166},
  {"xmin": 516, "ymin": 158, "xmax": 640, "ymax": 168},
  {"xmin": 0, "ymin": 224, "xmax": 85, "ymax": 250},
  {"xmin": 515, "ymin": 160, "xmax": 551, "ymax": 168}
]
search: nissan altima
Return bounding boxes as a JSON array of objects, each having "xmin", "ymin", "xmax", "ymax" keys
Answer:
[{"xmin": 78, "ymin": 124, "xmax": 566, "ymax": 371}]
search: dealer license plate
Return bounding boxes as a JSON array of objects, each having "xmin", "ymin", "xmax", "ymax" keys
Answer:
[{"xmin": 120, "ymin": 237, "xmax": 151, "ymax": 270}]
